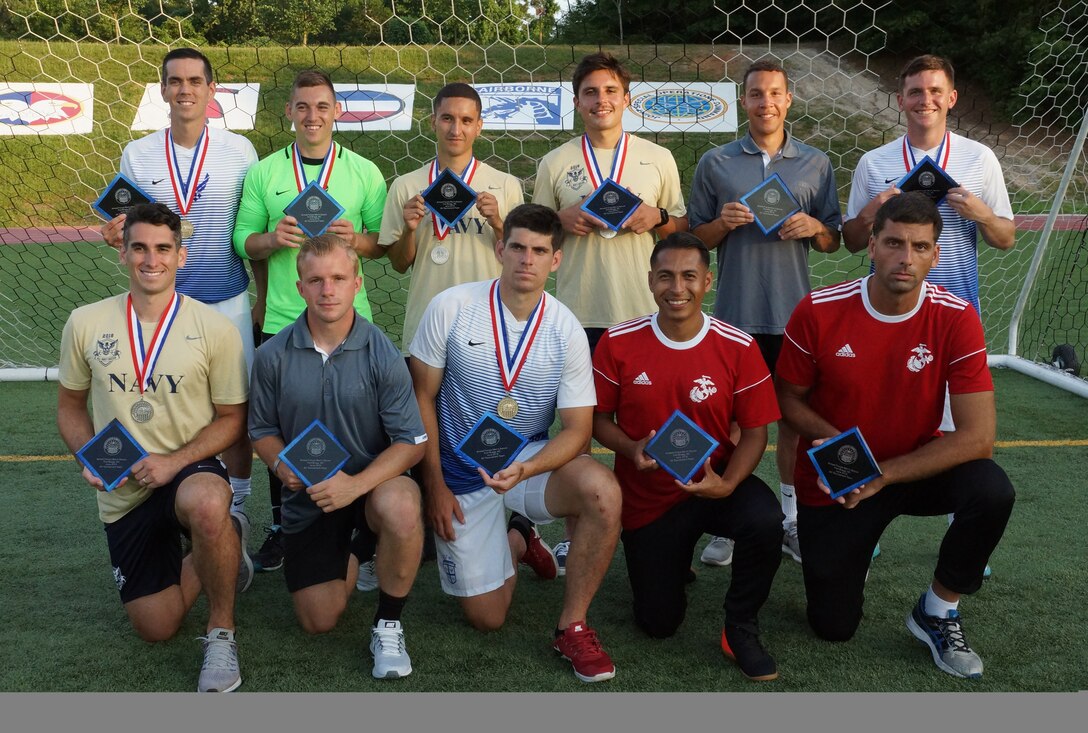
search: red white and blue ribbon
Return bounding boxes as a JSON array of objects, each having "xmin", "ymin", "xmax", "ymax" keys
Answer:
[
  {"xmin": 165, "ymin": 126, "xmax": 209, "ymax": 216},
  {"xmin": 582, "ymin": 132, "xmax": 629, "ymax": 188},
  {"xmin": 903, "ymin": 131, "xmax": 950, "ymax": 172},
  {"xmin": 429, "ymin": 156, "xmax": 479, "ymax": 240},
  {"xmin": 291, "ymin": 142, "xmax": 336, "ymax": 193},
  {"xmin": 489, "ymin": 280, "xmax": 545, "ymax": 393},
  {"xmin": 127, "ymin": 292, "xmax": 182, "ymax": 394}
]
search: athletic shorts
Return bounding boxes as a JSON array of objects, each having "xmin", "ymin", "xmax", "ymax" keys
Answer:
[
  {"xmin": 434, "ymin": 441, "xmax": 557, "ymax": 597},
  {"xmin": 103, "ymin": 458, "xmax": 228, "ymax": 604},
  {"xmin": 207, "ymin": 291, "xmax": 255, "ymax": 371},
  {"xmin": 283, "ymin": 496, "xmax": 378, "ymax": 593}
]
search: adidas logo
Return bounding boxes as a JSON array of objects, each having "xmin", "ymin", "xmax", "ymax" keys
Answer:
[
  {"xmin": 633, "ymin": 371, "xmax": 652, "ymax": 385},
  {"xmin": 835, "ymin": 344, "xmax": 856, "ymax": 358}
]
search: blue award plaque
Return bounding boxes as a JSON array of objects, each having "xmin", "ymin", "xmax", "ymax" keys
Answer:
[
  {"xmin": 738, "ymin": 173, "xmax": 802, "ymax": 235},
  {"xmin": 93, "ymin": 173, "xmax": 154, "ymax": 221},
  {"xmin": 643, "ymin": 409, "xmax": 720, "ymax": 484},
  {"xmin": 897, "ymin": 156, "xmax": 959, "ymax": 205},
  {"xmin": 579, "ymin": 179, "xmax": 643, "ymax": 233},
  {"xmin": 76, "ymin": 418, "xmax": 148, "ymax": 492},
  {"xmin": 421, "ymin": 167, "xmax": 478, "ymax": 230},
  {"xmin": 454, "ymin": 412, "xmax": 529, "ymax": 477},
  {"xmin": 807, "ymin": 426, "xmax": 882, "ymax": 499},
  {"xmin": 278, "ymin": 419, "xmax": 351, "ymax": 487},
  {"xmin": 283, "ymin": 182, "xmax": 345, "ymax": 239}
]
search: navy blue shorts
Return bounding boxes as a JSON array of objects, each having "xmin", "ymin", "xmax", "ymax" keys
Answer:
[{"xmin": 103, "ymin": 459, "xmax": 228, "ymax": 604}]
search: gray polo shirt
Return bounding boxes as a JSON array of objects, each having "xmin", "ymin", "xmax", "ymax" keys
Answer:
[
  {"xmin": 688, "ymin": 132, "xmax": 842, "ymax": 334},
  {"xmin": 249, "ymin": 310, "xmax": 427, "ymax": 532}
]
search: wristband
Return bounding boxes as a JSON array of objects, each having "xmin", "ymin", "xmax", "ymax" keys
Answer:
[
  {"xmin": 272, "ymin": 457, "xmax": 281, "ymax": 474},
  {"xmin": 658, "ymin": 207, "xmax": 670, "ymax": 227}
]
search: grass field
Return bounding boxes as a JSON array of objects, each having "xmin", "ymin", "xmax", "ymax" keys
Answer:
[{"xmin": 2, "ymin": 369, "xmax": 1086, "ymax": 693}]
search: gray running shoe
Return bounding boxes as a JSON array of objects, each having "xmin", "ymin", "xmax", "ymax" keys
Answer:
[
  {"xmin": 231, "ymin": 512, "xmax": 254, "ymax": 593},
  {"xmin": 370, "ymin": 619, "xmax": 412, "ymax": 679},
  {"xmin": 782, "ymin": 522, "xmax": 801, "ymax": 564},
  {"xmin": 700, "ymin": 536, "xmax": 735, "ymax": 566},
  {"xmin": 356, "ymin": 558, "xmax": 379, "ymax": 592},
  {"xmin": 906, "ymin": 594, "xmax": 983, "ymax": 679},
  {"xmin": 197, "ymin": 628, "xmax": 241, "ymax": 692}
]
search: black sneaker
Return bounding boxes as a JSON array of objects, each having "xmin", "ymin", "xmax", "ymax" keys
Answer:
[
  {"xmin": 721, "ymin": 622, "xmax": 778, "ymax": 681},
  {"xmin": 252, "ymin": 525, "xmax": 284, "ymax": 572}
]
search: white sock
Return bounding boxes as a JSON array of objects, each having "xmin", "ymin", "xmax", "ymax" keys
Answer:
[
  {"xmin": 780, "ymin": 483, "xmax": 797, "ymax": 526},
  {"xmin": 924, "ymin": 585, "xmax": 959, "ymax": 617},
  {"xmin": 229, "ymin": 476, "xmax": 251, "ymax": 509}
]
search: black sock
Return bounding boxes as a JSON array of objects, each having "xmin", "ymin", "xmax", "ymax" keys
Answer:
[
  {"xmin": 374, "ymin": 591, "xmax": 408, "ymax": 627},
  {"xmin": 507, "ymin": 512, "xmax": 532, "ymax": 546}
]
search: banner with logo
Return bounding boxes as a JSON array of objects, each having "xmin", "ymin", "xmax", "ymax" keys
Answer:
[
  {"xmin": 623, "ymin": 82, "xmax": 738, "ymax": 133},
  {"xmin": 475, "ymin": 83, "xmax": 574, "ymax": 130},
  {"xmin": 0, "ymin": 84, "xmax": 95, "ymax": 135},
  {"xmin": 130, "ymin": 83, "xmax": 260, "ymax": 131},
  {"xmin": 332, "ymin": 84, "xmax": 416, "ymax": 131}
]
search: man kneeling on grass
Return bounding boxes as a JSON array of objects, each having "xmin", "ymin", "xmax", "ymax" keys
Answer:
[
  {"xmin": 248, "ymin": 233, "xmax": 428, "ymax": 680},
  {"xmin": 57, "ymin": 203, "xmax": 251, "ymax": 692},
  {"xmin": 775, "ymin": 192, "xmax": 1015, "ymax": 679}
]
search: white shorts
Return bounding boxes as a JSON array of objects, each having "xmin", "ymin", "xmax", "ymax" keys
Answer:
[
  {"xmin": 435, "ymin": 441, "xmax": 557, "ymax": 598},
  {"xmin": 207, "ymin": 291, "xmax": 255, "ymax": 371}
]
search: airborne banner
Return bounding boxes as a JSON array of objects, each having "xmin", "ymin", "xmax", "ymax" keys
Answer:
[{"xmin": 475, "ymin": 83, "xmax": 574, "ymax": 130}]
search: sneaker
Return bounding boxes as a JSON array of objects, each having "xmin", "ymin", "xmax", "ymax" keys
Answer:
[
  {"xmin": 370, "ymin": 619, "xmax": 412, "ymax": 679},
  {"xmin": 905, "ymin": 594, "xmax": 983, "ymax": 679},
  {"xmin": 252, "ymin": 525, "xmax": 284, "ymax": 572},
  {"xmin": 782, "ymin": 522, "xmax": 801, "ymax": 564},
  {"xmin": 553, "ymin": 540, "xmax": 570, "ymax": 577},
  {"xmin": 356, "ymin": 558, "xmax": 378, "ymax": 592},
  {"xmin": 721, "ymin": 622, "xmax": 778, "ymax": 681},
  {"xmin": 519, "ymin": 526, "xmax": 558, "ymax": 580},
  {"xmin": 230, "ymin": 505, "xmax": 250, "ymax": 548},
  {"xmin": 197, "ymin": 627, "xmax": 241, "ymax": 692},
  {"xmin": 700, "ymin": 536, "xmax": 734, "ymax": 566},
  {"xmin": 553, "ymin": 621, "xmax": 616, "ymax": 682},
  {"xmin": 230, "ymin": 512, "xmax": 254, "ymax": 593},
  {"xmin": 872, "ymin": 542, "xmax": 881, "ymax": 559}
]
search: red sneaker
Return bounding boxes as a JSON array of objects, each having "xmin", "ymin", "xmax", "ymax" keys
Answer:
[
  {"xmin": 553, "ymin": 621, "xmax": 616, "ymax": 682},
  {"xmin": 520, "ymin": 527, "xmax": 558, "ymax": 580}
]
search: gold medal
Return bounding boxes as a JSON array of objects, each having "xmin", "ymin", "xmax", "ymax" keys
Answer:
[
  {"xmin": 496, "ymin": 395, "xmax": 519, "ymax": 420},
  {"xmin": 180, "ymin": 218, "xmax": 194, "ymax": 239},
  {"xmin": 131, "ymin": 398, "xmax": 154, "ymax": 423}
]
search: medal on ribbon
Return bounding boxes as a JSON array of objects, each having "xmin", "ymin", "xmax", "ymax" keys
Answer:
[
  {"xmin": 489, "ymin": 280, "xmax": 545, "ymax": 420},
  {"xmin": 902, "ymin": 131, "xmax": 950, "ymax": 172},
  {"xmin": 291, "ymin": 142, "xmax": 337, "ymax": 193},
  {"xmin": 165, "ymin": 127, "xmax": 210, "ymax": 240},
  {"xmin": 126, "ymin": 292, "xmax": 182, "ymax": 424}
]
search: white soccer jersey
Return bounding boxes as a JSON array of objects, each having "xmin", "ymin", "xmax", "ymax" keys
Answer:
[
  {"xmin": 844, "ymin": 132, "xmax": 1013, "ymax": 312},
  {"xmin": 410, "ymin": 279, "xmax": 595, "ymax": 494},
  {"xmin": 121, "ymin": 127, "xmax": 258, "ymax": 304}
]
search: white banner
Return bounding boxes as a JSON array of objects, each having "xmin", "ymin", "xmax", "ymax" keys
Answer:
[
  {"xmin": 0, "ymin": 84, "xmax": 94, "ymax": 135},
  {"xmin": 623, "ymin": 82, "xmax": 738, "ymax": 133},
  {"xmin": 332, "ymin": 84, "xmax": 416, "ymax": 131},
  {"xmin": 475, "ymin": 82, "xmax": 574, "ymax": 130},
  {"xmin": 130, "ymin": 83, "xmax": 260, "ymax": 131}
]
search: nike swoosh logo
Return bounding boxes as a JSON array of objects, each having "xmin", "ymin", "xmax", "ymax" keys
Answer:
[
  {"xmin": 468, "ymin": 340, "xmax": 485, "ymax": 346},
  {"xmin": 151, "ymin": 179, "xmax": 164, "ymax": 185},
  {"xmin": 276, "ymin": 189, "xmax": 293, "ymax": 196},
  {"xmin": 185, "ymin": 335, "xmax": 203, "ymax": 341},
  {"xmin": 884, "ymin": 177, "xmax": 900, "ymax": 184}
]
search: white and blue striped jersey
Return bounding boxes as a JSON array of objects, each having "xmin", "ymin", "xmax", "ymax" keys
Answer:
[
  {"xmin": 845, "ymin": 132, "xmax": 1013, "ymax": 312},
  {"xmin": 121, "ymin": 127, "xmax": 258, "ymax": 304},
  {"xmin": 410, "ymin": 279, "xmax": 595, "ymax": 495}
]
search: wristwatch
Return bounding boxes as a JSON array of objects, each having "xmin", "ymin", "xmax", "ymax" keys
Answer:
[{"xmin": 658, "ymin": 207, "xmax": 669, "ymax": 227}]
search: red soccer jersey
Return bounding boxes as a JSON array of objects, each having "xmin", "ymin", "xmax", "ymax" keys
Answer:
[
  {"xmin": 776, "ymin": 277, "xmax": 993, "ymax": 507},
  {"xmin": 594, "ymin": 313, "xmax": 781, "ymax": 530}
]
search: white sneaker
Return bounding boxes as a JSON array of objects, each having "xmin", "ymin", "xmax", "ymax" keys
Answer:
[
  {"xmin": 700, "ymin": 536, "xmax": 734, "ymax": 566},
  {"xmin": 197, "ymin": 627, "xmax": 241, "ymax": 692},
  {"xmin": 230, "ymin": 512, "xmax": 254, "ymax": 593},
  {"xmin": 782, "ymin": 522, "xmax": 802, "ymax": 564},
  {"xmin": 370, "ymin": 619, "xmax": 412, "ymax": 679},
  {"xmin": 356, "ymin": 558, "xmax": 378, "ymax": 592}
]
